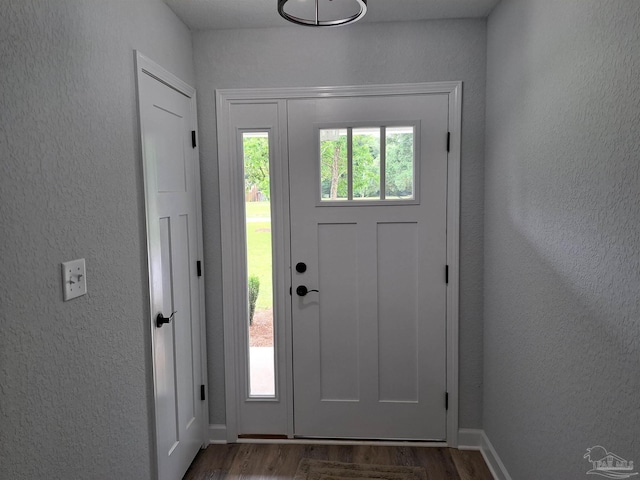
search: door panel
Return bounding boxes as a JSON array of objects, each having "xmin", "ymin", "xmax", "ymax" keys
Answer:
[
  {"xmin": 138, "ymin": 66, "xmax": 204, "ymax": 480},
  {"xmin": 289, "ymin": 95, "xmax": 448, "ymax": 440},
  {"xmin": 377, "ymin": 222, "xmax": 419, "ymax": 403},
  {"xmin": 317, "ymin": 223, "xmax": 359, "ymax": 401}
]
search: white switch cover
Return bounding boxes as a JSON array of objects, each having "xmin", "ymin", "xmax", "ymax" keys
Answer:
[{"xmin": 62, "ymin": 258, "xmax": 87, "ymax": 301}]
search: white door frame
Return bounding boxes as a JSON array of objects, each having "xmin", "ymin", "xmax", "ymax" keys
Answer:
[
  {"xmin": 216, "ymin": 82, "xmax": 461, "ymax": 446},
  {"xmin": 135, "ymin": 51, "xmax": 210, "ymax": 472}
]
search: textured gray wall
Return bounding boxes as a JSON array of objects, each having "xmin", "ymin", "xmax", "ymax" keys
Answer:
[
  {"xmin": 0, "ymin": 1, "xmax": 194, "ymax": 478},
  {"xmin": 193, "ymin": 19, "xmax": 486, "ymax": 428},
  {"xmin": 484, "ymin": 1, "xmax": 640, "ymax": 478}
]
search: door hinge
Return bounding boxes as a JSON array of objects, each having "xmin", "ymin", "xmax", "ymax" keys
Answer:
[
  {"xmin": 196, "ymin": 260, "xmax": 202, "ymax": 277},
  {"xmin": 445, "ymin": 265, "xmax": 449, "ymax": 284},
  {"xmin": 200, "ymin": 384, "xmax": 206, "ymax": 401},
  {"xmin": 192, "ymin": 130, "xmax": 197, "ymax": 148},
  {"xmin": 445, "ymin": 392, "xmax": 449, "ymax": 410},
  {"xmin": 446, "ymin": 132, "xmax": 450, "ymax": 153}
]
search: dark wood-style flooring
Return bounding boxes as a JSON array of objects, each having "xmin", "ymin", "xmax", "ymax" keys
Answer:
[{"xmin": 183, "ymin": 443, "xmax": 494, "ymax": 480}]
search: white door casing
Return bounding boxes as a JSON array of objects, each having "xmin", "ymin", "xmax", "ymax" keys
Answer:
[
  {"xmin": 217, "ymin": 83, "xmax": 461, "ymax": 445},
  {"xmin": 136, "ymin": 52, "xmax": 208, "ymax": 479}
]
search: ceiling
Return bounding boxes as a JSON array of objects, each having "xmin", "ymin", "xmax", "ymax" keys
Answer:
[{"xmin": 163, "ymin": 0, "xmax": 501, "ymax": 31}]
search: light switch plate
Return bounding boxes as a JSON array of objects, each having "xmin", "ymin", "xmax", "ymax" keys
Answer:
[{"xmin": 62, "ymin": 258, "xmax": 87, "ymax": 301}]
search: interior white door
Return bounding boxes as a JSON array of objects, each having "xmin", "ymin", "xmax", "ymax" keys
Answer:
[
  {"xmin": 137, "ymin": 60, "xmax": 205, "ymax": 479},
  {"xmin": 289, "ymin": 95, "xmax": 449, "ymax": 440}
]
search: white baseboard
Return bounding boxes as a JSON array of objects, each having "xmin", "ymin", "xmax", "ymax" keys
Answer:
[
  {"xmin": 458, "ymin": 429, "xmax": 512, "ymax": 480},
  {"xmin": 457, "ymin": 428, "xmax": 483, "ymax": 450},
  {"xmin": 209, "ymin": 424, "xmax": 228, "ymax": 444},
  {"xmin": 479, "ymin": 430, "xmax": 512, "ymax": 480}
]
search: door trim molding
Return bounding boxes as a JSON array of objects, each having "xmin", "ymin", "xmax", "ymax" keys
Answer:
[
  {"xmin": 217, "ymin": 82, "xmax": 461, "ymax": 100},
  {"xmin": 134, "ymin": 51, "xmax": 210, "ymax": 463},
  {"xmin": 217, "ymin": 82, "xmax": 462, "ymax": 446}
]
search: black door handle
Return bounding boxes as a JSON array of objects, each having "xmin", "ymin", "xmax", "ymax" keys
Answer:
[
  {"xmin": 296, "ymin": 285, "xmax": 319, "ymax": 297},
  {"xmin": 156, "ymin": 311, "xmax": 176, "ymax": 328}
]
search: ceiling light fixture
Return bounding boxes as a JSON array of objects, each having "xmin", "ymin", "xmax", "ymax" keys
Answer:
[{"xmin": 278, "ymin": 0, "xmax": 367, "ymax": 27}]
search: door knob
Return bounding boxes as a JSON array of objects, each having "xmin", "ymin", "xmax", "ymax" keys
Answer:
[
  {"xmin": 156, "ymin": 311, "xmax": 176, "ymax": 328},
  {"xmin": 296, "ymin": 285, "xmax": 319, "ymax": 297},
  {"xmin": 295, "ymin": 262, "xmax": 307, "ymax": 273}
]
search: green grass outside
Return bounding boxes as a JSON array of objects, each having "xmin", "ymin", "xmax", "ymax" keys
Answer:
[
  {"xmin": 246, "ymin": 201, "xmax": 271, "ymax": 219},
  {"xmin": 246, "ymin": 201, "xmax": 272, "ymax": 310}
]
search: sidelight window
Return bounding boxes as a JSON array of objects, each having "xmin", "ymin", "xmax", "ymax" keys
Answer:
[{"xmin": 242, "ymin": 131, "xmax": 275, "ymax": 397}]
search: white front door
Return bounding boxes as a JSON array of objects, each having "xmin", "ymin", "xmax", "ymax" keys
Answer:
[
  {"xmin": 288, "ymin": 94, "xmax": 449, "ymax": 440},
  {"xmin": 136, "ymin": 54, "xmax": 207, "ymax": 479}
]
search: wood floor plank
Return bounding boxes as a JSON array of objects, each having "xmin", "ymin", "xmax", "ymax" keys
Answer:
[
  {"xmin": 352, "ymin": 445, "xmax": 395, "ymax": 466},
  {"xmin": 183, "ymin": 444, "xmax": 239, "ymax": 479},
  {"xmin": 392, "ymin": 446, "xmax": 421, "ymax": 467},
  {"xmin": 182, "ymin": 444, "xmax": 493, "ymax": 480},
  {"xmin": 227, "ymin": 444, "xmax": 260, "ymax": 478},
  {"xmin": 326, "ymin": 444, "xmax": 354, "ymax": 464},
  {"xmin": 449, "ymin": 449, "xmax": 494, "ymax": 480},
  {"xmin": 411, "ymin": 447, "xmax": 460, "ymax": 480},
  {"xmin": 265, "ymin": 444, "xmax": 306, "ymax": 479}
]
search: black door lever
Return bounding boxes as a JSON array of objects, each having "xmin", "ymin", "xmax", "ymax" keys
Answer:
[
  {"xmin": 156, "ymin": 311, "xmax": 177, "ymax": 328},
  {"xmin": 296, "ymin": 285, "xmax": 319, "ymax": 297}
]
